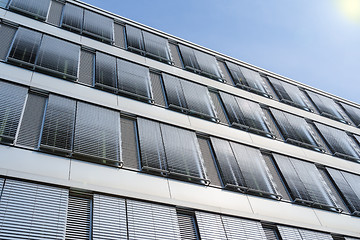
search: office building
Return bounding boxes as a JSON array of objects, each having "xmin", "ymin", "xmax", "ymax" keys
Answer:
[{"xmin": 0, "ymin": 0, "xmax": 360, "ymax": 239}]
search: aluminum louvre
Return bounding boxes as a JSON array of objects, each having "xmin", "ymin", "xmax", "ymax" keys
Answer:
[
  {"xmin": 278, "ymin": 225, "xmax": 333, "ymax": 240},
  {"xmin": 195, "ymin": 211, "xmax": 227, "ymax": 240},
  {"xmin": 340, "ymin": 102, "xmax": 360, "ymax": 127},
  {"xmin": 9, "ymin": 0, "xmax": 50, "ymax": 20},
  {"xmin": 83, "ymin": 9, "xmax": 114, "ymax": 43},
  {"xmin": 0, "ymin": 23, "xmax": 16, "ymax": 61},
  {"xmin": 95, "ymin": 52, "xmax": 117, "ymax": 91},
  {"xmin": 222, "ymin": 215, "xmax": 267, "ymax": 240},
  {"xmin": 61, "ymin": 3, "xmax": 84, "ymax": 32}
]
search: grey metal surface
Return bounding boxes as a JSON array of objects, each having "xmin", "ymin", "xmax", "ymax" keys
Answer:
[{"xmin": 195, "ymin": 211, "xmax": 227, "ymax": 240}]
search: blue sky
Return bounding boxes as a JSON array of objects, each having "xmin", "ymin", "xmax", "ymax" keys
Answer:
[{"xmin": 84, "ymin": 0, "xmax": 360, "ymax": 104}]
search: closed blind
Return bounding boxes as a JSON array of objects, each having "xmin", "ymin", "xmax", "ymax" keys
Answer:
[
  {"xmin": 195, "ymin": 211, "xmax": 227, "ymax": 240},
  {"xmin": 340, "ymin": 102, "xmax": 360, "ymax": 127},
  {"xmin": 83, "ymin": 9, "xmax": 114, "ymax": 43},
  {"xmin": 0, "ymin": 179, "xmax": 68, "ymax": 239},
  {"xmin": 46, "ymin": 0, "xmax": 64, "ymax": 26},
  {"xmin": 9, "ymin": 0, "xmax": 51, "ymax": 20},
  {"xmin": 0, "ymin": 24, "xmax": 16, "ymax": 61},
  {"xmin": 177, "ymin": 211, "xmax": 199, "ymax": 240},
  {"xmin": 278, "ymin": 225, "xmax": 333, "ymax": 240},
  {"xmin": 222, "ymin": 215, "xmax": 267, "ymax": 240}
]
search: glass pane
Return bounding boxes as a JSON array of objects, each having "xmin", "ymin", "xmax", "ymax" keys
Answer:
[
  {"xmin": 315, "ymin": 123, "xmax": 360, "ymax": 161},
  {"xmin": 117, "ymin": 59, "xmax": 151, "ymax": 99},
  {"xmin": 194, "ymin": 48, "xmax": 222, "ymax": 79},
  {"xmin": 41, "ymin": 95, "xmax": 76, "ymax": 152},
  {"xmin": 239, "ymin": 66, "xmax": 267, "ymax": 94},
  {"xmin": 160, "ymin": 123, "xmax": 205, "ymax": 179},
  {"xmin": 74, "ymin": 102, "xmax": 121, "ymax": 165},
  {"xmin": 9, "ymin": 0, "xmax": 50, "ymax": 20},
  {"xmin": 181, "ymin": 80, "xmax": 215, "ymax": 119},
  {"xmin": 61, "ymin": 3, "xmax": 83, "ymax": 32},
  {"xmin": 36, "ymin": 35, "xmax": 80, "ymax": 80},
  {"xmin": 137, "ymin": 118, "xmax": 166, "ymax": 171},
  {"xmin": 8, "ymin": 27, "xmax": 42, "ymax": 66},
  {"xmin": 307, "ymin": 91, "xmax": 345, "ymax": 121},
  {"xmin": 222, "ymin": 215, "xmax": 268, "ymax": 239},
  {"xmin": 143, "ymin": 31, "xmax": 171, "ymax": 61},
  {"xmin": 225, "ymin": 61, "xmax": 246, "ymax": 85},
  {"xmin": 95, "ymin": 52, "xmax": 117, "ymax": 90},
  {"xmin": 83, "ymin": 10, "xmax": 113, "ymax": 43},
  {"xmin": 162, "ymin": 74, "xmax": 187, "ymax": 110},
  {"xmin": 178, "ymin": 44, "xmax": 199, "ymax": 71},
  {"xmin": 125, "ymin": 25, "xmax": 144, "ymax": 52},
  {"xmin": 340, "ymin": 102, "xmax": 360, "ymax": 127},
  {"xmin": 0, "ymin": 0, "xmax": 8, "ymax": 8},
  {"xmin": 219, "ymin": 92, "xmax": 242, "ymax": 125},
  {"xmin": 0, "ymin": 81, "xmax": 27, "ymax": 142}
]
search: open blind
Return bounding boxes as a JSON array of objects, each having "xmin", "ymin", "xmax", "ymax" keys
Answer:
[
  {"xmin": 270, "ymin": 108, "xmax": 320, "ymax": 150},
  {"xmin": 340, "ymin": 102, "xmax": 360, "ymax": 127},
  {"xmin": 268, "ymin": 77, "xmax": 310, "ymax": 110},
  {"xmin": 0, "ymin": 179, "xmax": 68, "ymax": 239},
  {"xmin": 273, "ymin": 154, "xmax": 338, "ymax": 210},
  {"xmin": 83, "ymin": 10, "xmax": 114, "ymax": 43},
  {"xmin": 125, "ymin": 25, "xmax": 144, "ymax": 52},
  {"xmin": 61, "ymin": 3, "xmax": 83, "ymax": 32},
  {"xmin": 93, "ymin": 194, "xmax": 127, "ymax": 240},
  {"xmin": 306, "ymin": 91, "xmax": 346, "ymax": 122},
  {"xmin": 314, "ymin": 122, "xmax": 360, "ymax": 161},
  {"xmin": 0, "ymin": 81, "xmax": 27, "ymax": 143},
  {"xmin": 74, "ymin": 102, "xmax": 121, "ymax": 166},
  {"xmin": 195, "ymin": 211, "xmax": 227, "ymax": 240},
  {"xmin": 278, "ymin": 225, "xmax": 333, "ymax": 240},
  {"xmin": 9, "ymin": 0, "xmax": 50, "ymax": 20},
  {"xmin": 220, "ymin": 92, "xmax": 272, "ymax": 137},
  {"xmin": 222, "ymin": 215, "xmax": 267, "ymax": 240},
  {"xmin": 127, "ymin": 200, "xmax": 181, "ymax": 240},
  {"xmin": 95, "ymin": 52, "xmax": 117, "ymax": 91},
  {"xmin": 210, "ymin": 137, "xmax": 279, "ymax": 198},
  {"xmin": 326, "ymin": 168, "xmax": 360, "ymax": 215},
  {"xmin": 40, "ymin": 95, "xmax": 76, "ymax": 153},
  {"xmin": 162, "ymin": 73, "xmax": 216, "ymax": 120}
]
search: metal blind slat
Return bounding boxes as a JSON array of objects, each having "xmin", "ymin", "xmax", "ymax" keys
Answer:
[
  {"xmin": 95, "ymin": 52, "xmax": 117, "ymax": 90},
  {"xmin": 198, "ymin": 137, "xmax": 221, "ymax": 186},
  {"xmin": 177, "ymin": 212, "xmax": 198, "ymax": 240},
  {"xmin": 150, "ymin": 72, "xmax": 166, "ymax": 106},
  {"xmin": 278, "ymin": 225, "xmax": 302, "ymax": 240},
  {"xmin": 9, "ymin": 0, "xmax": 50, "ymax": 20},
  {"xmin": 16, "ymin": 93, "xmax": 46, "ymax": 149},
  {"xmin": 114, "ymin": 23, "xmax": 125, "ymax": 48},
  {"xmin": 169, "ymin": 43, "xmax": 182, "ymax": 68},
  {"xmin": 222, "ymin": 215, "xmax": 267, "ymax": 240},
  {"xmin": 47, "ymin": 0, "xmax": 64, "ymax": 26},
  {"xmin": 195, "ymin": 211, "xmax": 227, "ymax": 240},
  {"xmin": 299, "ymin": 229, "xmax": 333, "ymax": 240},
  {"xmin": 340, "ymin": 102, "xmax": 360, "ymax": 127},
  {"xmin": 83, "ymin": 9, "xmax": 114, "ymax": 43},
  {"xmin": 121, "ymin": 118, "xmax": 139, "ymax": 169},
  {"xmin": 0, "ymin": 179, "xmax": 68, "ymax": 239},
  {"xmin": 209, "ymin": 91, "xmax": 228, "ymax": 124},
  {"xmin": 61, "ymin": 3, "xmax": 83, "ymax": 32},
  {"xmin": 0, "ymin": 24, "xmax": 16, "ymax": 61},
  {"xmin": 65, "ymin": 195, "xmax": 91, "ymax": 240},
  {"xmin": 93, "ymin": 194, "xmax": 127, "ymax": 240},
  {"xmin": 78, "ymin": 49, "xmax": 94, "ymax": 86}
]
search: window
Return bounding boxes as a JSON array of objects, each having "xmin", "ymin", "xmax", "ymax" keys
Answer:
[
  {"xmin": 125, "ymin": 25, "xmax": 172, "ymax": 63},
  {"xmin": 270, "ymin": 108, "xmax": 322, "ymax": 151},
  {"xmin": 225, "ymin": 61, "xmax": 270, "ymax": 97},
  {"xmin": 314, "ymin": 123, "xmax": 360, "ymax": 162},
  {"xmin": 277, "ymin": 225, "xmax": 333, "ymax": 240},
  {"xmin": 0, "ymin": 81, "xmax": 27, "ymax": 144},
  {"xmin": 0, "ymin": 179, "xmax": 68, "ymax": 239},
  {"xmin": 0, "ymin": 23, "xmax": 17, "ymax": 61},
  {"xmin": 220, "ymin": 92, "xmax": 274, "ymax": 138},
  {"xmin": 177, "ymin": 210, "xmax": 200, "ymax": 240},
  {"xmin": 221, "ymin": 215, "xmax": 268, "ymax": 239},
  {"xmin": 95, "ymin": 52, "xmax": 117, "ymax": 91},
  {"xmin": 127, "ymin": 200, "xmax": 182, "ymax": 239},
  {"xmin": 273, "ymin": 154, "xmax": 340, "ymax": 211},
  {"xmin": 178, "ymin": 44, "xmax": 223, "ymax": 81},
  {"xmin": 210, "ymin": 137, "xmax": 280, "ymax": 199},
  {"xmin": 268, "ymin": 76, "xmax": 311, "ymax": 111},
  {"xmin": 93, "ymin": 194, "xmax": 127, "ymax": 239},
  {"xmin": 61, "ymin": 3, "xmax": 114, "ymax": 43},
  {"xmin": 73, "ymin": 102, "xmax": 122, "ymax": 167},
  {"xmin": 40, "ymin": 95, "xmax": 76, "ymax": 154},
  {"xmin": 306, "ymin": 90, "xmax": 347, "ymax": 123},
  {"xmin": 162, "ymin": 73, "xmax": 217, "ymax": 121},
  {"xmin": 339, "ymin": 102, "xmax": 360, "ymax": 127},
  {"xmin": 9, "ymin": 0, "xmax": 50, "ymax": 20},
  {"xmin": 8, "ymin": 28, "xmax": 80, "ymax": 80},
  {"xmin": 0, "ymin": 0, "xmax": 9, "ymax": 8},
  {"xmin": 137, "ymin": 118, "xmax": 209, "ymax": 184},
  {"xmin": 36, "ymin": 35, "xmax": 80, "ymax": 80},
  {"xmin": 326, "ymin": 168, "xmax": 360, "ymax": 216},
  {"xmin": 195, "ymin": 211, "xmax": 227, "ymax": 240}
]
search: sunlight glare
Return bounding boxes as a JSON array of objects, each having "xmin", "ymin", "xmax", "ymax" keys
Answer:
[{"xmin": 336, "ymin": 0, "xmax": 360, "ymax": 23}]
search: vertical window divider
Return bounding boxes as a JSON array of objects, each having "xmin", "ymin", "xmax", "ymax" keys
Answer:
[{"xmin": 13, "ymin": 90, "xmax": 29, "ymax": 145}]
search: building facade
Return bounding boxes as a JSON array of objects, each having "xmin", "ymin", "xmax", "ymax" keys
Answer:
[{"xmin": 0, "ymin": 0, "xmax": 360, "ymax": 239}]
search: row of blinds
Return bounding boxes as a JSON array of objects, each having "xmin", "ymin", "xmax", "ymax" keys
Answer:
[
  {"xmin": 219, "ymin": 92, "xmax": 273, "ymax": 137},
  {"xmin": 278, "ymin": 225, "xmax": 333, "ymax": 240},
  {"xmin": 137, "ymin": 118, "xmax": 208, "ymax": 183},
  {"xmin": 8, "ymin": 27, "xmax": 80, "ymax": 80},
  {"xmin": 162, "ymin": 73, "xmax": 217, "ymax": 120},
  {"xmin": 95, "ymin": 52, "xmax": 152, "ymax": 101},
  {"xmin": 340, "ymin": 102, "xmax": 360, "ymax": 127},
  {"xmin": 210, "ymin": 137, "xmax": 279, "ymax": 198},
  {"xmin": 125, "ymin": 25, "xmax": 172, "ymax": 63},
  {"xmin": 178, "ymin": 44, "xmax": 223, "ymax": 80},
  {"xmin": 8, "ymin": 0, "xmax": 50, "ymax": 20}
]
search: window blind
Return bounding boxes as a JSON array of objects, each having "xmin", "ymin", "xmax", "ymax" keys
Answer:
[
  {"xmin": 83, "ymin": 9, "xmax": 114, "ymax": 43},
  {"xmin": 225, "ymin": 61, "xmax": 269, "ymax": 97},
  {"xmin": 40, "ymin": 95, "xmax": 76, "ymax": 153},
  {"xmin": 0, "ymin": 179, "xmax": 68, "ymax": 239},
  {"xmin": 46, "ymin": 0, "xmax": 63, "ymax": 26},
  {"xmin": 268, "ymin": 76, "xmax": 310, "ymax": 111},
  {"xmin": 162, "ymin": 73, "xmax": 216, "ymax": 120},
  {"xmin": 0, "ymin": 23, "xmax": 16, "ymax": 61},
  {"xmin": 314, "ymin": 122, "xmax": 360, "ymax": 162},
  {"xmin": 125, "ymin": 25, "xmax": 145, "ymax": 53},
  {"xmin": 36, "ymin": 35, "xmax": 80, "ymax": 80},
  {"xmin": 210, "ymin": 137, "xmax": 279, "ymax": 199},
  {"xmin": 340, "ymin": 102, "xmax": 360, "ymax": 127},
  {"xmin": 73, "ymin": 102, "xmax": 122, "ymax": 166},
  {"xmin": 61, "ymin": 3, "xmax": 84, "ymax": 32},
  {"xmin": 93, "ymin": 194, "xmax": 127, "ymax": 240},
  {"xmin": 177, "ymin": 210, "xmax": 199, "ymax": 240},
  {"xmin": 0, "ymin": 0, "xmax": 8, "ymax": 8},
  {"xmin": 306, "ymin": 91, "xmax": 346, "ymax": 123},
  {"xmin": 222, "ymin": 215, "xmax": 267, "ymax": 240},
  {"xmin": 0, "ymin": 81, "xmax": 27, "ymax": 144},
  {"xmin": 137, "ymin": 118, "xmax": 208, "ymax": 183},
  {"xmin": 270, "ymin": 108, "xmax": 321, "ymax": 151},
  {"xmin": 273, "ymin": 154, "xmax": 339, "ymax": 211},
  {"xmin": 95, "ymin": 52, "xmax": 117, "ymax": 91},
  {"xmin": 195, "ymin": 211, "xmax": 227, "ymax": 240},
  {"xmin": 278, "ymin": 225, "xmax": 333, "ymax": 240},
  {"xmin": 9, "ymin": 0, "xmax": 50, "ymax": 20},
  {"xmin": 127, "ymin": 200, "xmax": 181, "ymax": 240},
  {"xmin": 179, "ymin": 44, "xmax": 222, "ymax": 80},
  {"xmin": 326, "ymin": 168, "xmax": 360, "ymax": 216},
  {"xmin": 220, "ymin": 92, "xmax": 273, "ymax": 137}
]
